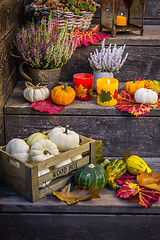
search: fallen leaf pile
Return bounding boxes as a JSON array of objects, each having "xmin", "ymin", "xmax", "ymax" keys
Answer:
[{"xmin": 52, "ymin": 183, "xmax": 100, "ymax": 205}]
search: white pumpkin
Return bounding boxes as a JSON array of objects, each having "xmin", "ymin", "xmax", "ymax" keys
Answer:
[
  {"xmin": 134, "ymin": 88, "xmax": 158, "ymax": 104},
  {"xmin": 27, "ymin": 132, "xmax": 49, "ymax": 147},
  {"xmin": 48, "ymin": 125, "xmax": 79, "ymax": 152},
  {"xmin": 23, "ymin": 82, "xmax": 50, "ymax": 103},
  {"xmin": 54, "ymin": 159, "xmax": 72, "ymax": 169},
  {"xmin": 6, "ymin": 138, "xmax": 30, "ymax": 163},
  {"xmin": 38, "ymin": 168, "xmax": 51, "ymax": 188},
  {"xmin": 31, "ymin": 139, "xmax": 59, "ymax": 163}
]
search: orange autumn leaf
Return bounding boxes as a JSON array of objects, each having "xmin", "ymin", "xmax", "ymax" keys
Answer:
[
  {"xmin": 75, "ymin": 84, "xmax": 88, "ymax": 98},
  {"xmin": 53, "ymin": 183, "xmax": 100, "ymax": 205},
  {"xmin": 137, "ymin": 170, "xmax": 160, "ymax": 193}
]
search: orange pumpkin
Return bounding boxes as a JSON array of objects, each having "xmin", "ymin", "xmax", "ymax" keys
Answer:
[
  {"xmin": 125, "ymin": 81, "xmax": 145, "ymax": 95},
  {"xmin": 51, "ymin": 84, "xmax": 75, "ymax": 106}
]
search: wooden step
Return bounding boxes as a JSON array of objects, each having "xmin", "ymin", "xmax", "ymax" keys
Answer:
[
  {"xmin": 60, "ymin": 25, "xmax": 160, "ymax": 83},
  {"xmin": 0, "ymin": 157, "xmax": 160, "ymax": 240},
  {"xmin": 4, "ymin": 81, "xmax": 160, "ymax": 157}
]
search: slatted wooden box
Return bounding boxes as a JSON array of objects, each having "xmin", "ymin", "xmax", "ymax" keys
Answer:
[{"xmin": 0, "ymin": 131, "xmax": 96, "ymax": 202}]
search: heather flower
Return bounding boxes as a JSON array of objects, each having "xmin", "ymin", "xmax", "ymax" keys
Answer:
[
  {"xmin": 88, "ymin": 39, "xmax": 128, "ymax": 73},
  {"xmin": 13, "ymin": 13, "xmax": 77, "ymax": 69}
]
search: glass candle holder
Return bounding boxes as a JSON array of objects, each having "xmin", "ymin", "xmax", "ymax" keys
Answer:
[
  {"xmin": 97, "ymin": 78, "xmax": 119, "ymax": 106},
  {"xmin": 73, "ymin": 73, "xmax": 94, "ymax": 100}
]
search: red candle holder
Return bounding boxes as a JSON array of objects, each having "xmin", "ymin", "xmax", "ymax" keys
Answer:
[{"xmin": 73, "ymin": 73, "xmax": 94, "ymax": 101}]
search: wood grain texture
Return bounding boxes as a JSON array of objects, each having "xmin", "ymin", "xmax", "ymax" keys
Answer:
[
  {"xmin": 0, "ymin": 0, "xmax": 24, "ymax": 145},
  {"xmin": 0, "ymin": 212, "xmax": 160, "ymax": 240},
  {"xmin": 61, "ymin": 44, "xmax": 160, "ymax": 82},
  {"xmin": 0, "ymin": 0, "xmax": 23, "ymax": 43},
  {"xmin": 4, "ymin": 114, "xmax": 160, "ymax": 157}
]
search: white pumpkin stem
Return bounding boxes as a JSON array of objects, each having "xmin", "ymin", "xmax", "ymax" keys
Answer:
[
  {"xmin": 43, "ymin": 150, "xmax": 51, "ymax": 155},
  {"xmin": 64, "ymin": 125, "xmax": 69, "ymax": 134},
  {"xmin": 89, "ymin": 163, "xmax": 95, "ymax": 168},
  {"xmin": 25, "ymin": 81, "xmax": 47, "ymax": 89}
]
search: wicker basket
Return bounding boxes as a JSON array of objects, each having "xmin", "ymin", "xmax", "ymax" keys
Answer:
[{"xmin": 26, "ymin": 4, "xmax": 95, "ymax": 31}]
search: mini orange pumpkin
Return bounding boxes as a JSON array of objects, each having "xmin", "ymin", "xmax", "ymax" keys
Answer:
[
  {"xmin": 125, "ymin": 80, "xmax": 145, "ymax": 96},
  {"xmin": 51, "ymin": 84, "xmax": 75, "ymax": 106}
]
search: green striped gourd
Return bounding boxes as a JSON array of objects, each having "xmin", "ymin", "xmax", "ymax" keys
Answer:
[
  {"xmin": 74, "ymin": 163, "xmax": 108, "ymax": 189},
  {"xmin": 126, "ymin": 155, "xmax": 152, "ymax": 175},
  {"xmin": 106, "ymin": 159, "xmax": 127, "ymax": 190}
]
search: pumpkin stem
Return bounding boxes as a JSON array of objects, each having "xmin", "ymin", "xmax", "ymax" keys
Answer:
[
  {"xmin": 133, "ymin": 73, "xmax": 137, "ymax": 82},
  {"xmin": 64, "ymin": 125, "xmax": 69, "ymax": 134},
  {"xmin": 25, "ymin": 81, "xmax": 47, "ymax": 89},
  {"xmin": 61, "ymin": 84, "xmax": 68, "ymax": 92},
  {"xmin": 89, "ymin": 163, "xmax": 95, "ymax": 168},
  {"xmin": 44, "ymin": 150, "xmax": 51, "ymax": 155}
]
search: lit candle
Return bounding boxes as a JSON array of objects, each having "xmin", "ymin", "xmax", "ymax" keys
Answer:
[
  {"xmin": 116, "ymin": 13, "xmax": 127, "ymax": 26},
  {"xmin": 73, "ymin": 73, "xmax": 94, "ymax": 100},
  {"xmin": 97, "ymin": 78, "xmax": 119, "ymax": 106}
]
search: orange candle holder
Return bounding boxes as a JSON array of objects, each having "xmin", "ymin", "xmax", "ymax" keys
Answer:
[
  {"xmin": 97, "ymin": 78, "xmax": 119, "ymax": 106},
  {"xmin": 73, "ymin": 73, "xmax": 94, "ymax": 101}
]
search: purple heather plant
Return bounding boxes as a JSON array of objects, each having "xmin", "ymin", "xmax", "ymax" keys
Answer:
[{"xmin": 14, "ymin": 13, "xmax": 77, "ymax": 69}]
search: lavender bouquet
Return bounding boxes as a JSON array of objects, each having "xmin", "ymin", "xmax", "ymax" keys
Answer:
[{"xmin": 14, "ymin": 13, "xmax": 77, "ymax": 69}]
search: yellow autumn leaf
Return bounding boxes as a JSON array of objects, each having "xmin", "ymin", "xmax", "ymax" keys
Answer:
[
  {"xmin": 144, "ymin": 80, "xmax": 160, "ymax": 94},
  {"xmin": 137, "ymin": 170, "xmax": 160, "ymax": 193},
  {"xmin": 53, "ymin": 183, "xmax": 100, "ymax": 205},
  {"xmin": 75, "ymin": 84, "xmax": 88, "ymax": 98}
]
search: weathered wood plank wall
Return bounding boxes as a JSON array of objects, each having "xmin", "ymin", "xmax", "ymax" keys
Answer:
[{"xmin": 0, "ymin": 0, "xmax": 23, "ymax": 145}]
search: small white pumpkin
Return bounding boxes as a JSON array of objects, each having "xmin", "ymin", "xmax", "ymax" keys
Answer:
[
  {"xmin": 54, "ymin": 159, "xmax": 72, "ymax": 169},
  {"xmin": 31, "ymin": 139, "xmax": 59, "ymax": 163},
  {"xmin": 48, "ymin": 125, "xmax": 79, "ymax": 152},
  {"xmin": 38, "ymin": 168, "xmax": 51, "ymax": 188},
  {"xmin": 134, "ymin": 88, "xmax": 158, "ymax": 104},
  {"xmin": 6, "ymin": 138, "xmax": 30, "ymax": 163},
  {"xmin": 23, "ymin": 82, "xmax": 50, "ymax": 103},
  {"xmin": 27, "ymin": 132, "xmax": 49, "ymax": 147}
]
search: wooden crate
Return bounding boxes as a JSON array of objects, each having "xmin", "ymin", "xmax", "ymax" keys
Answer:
[{"xmin": 0, "ymin": 131, "xmax": 96, "ymax": 202}]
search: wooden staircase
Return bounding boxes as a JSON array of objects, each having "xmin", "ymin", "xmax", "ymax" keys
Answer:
[{"xmin": 0, "ymin": 1, "xmax": 160, "ymax": 239}]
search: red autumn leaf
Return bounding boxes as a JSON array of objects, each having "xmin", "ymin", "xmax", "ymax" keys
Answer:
[
  {"xmin": 116, "ymin": 180, "xmax": 159, "ymax": 207},
  {"xmin": 138, "ymin": 187, "xmax": 159, "ymax": 208},
  {"xmin": 116, "ymin": 180, "xmax": 139, "ymax": 199},
  {"xmin": 115, "ymin": 90, "xmax": 160, "ymax": 117},
  {"xmin": 30, "ymin": 95, "xmax": 65, "ymax": 115},
  {"xmin": 115, "ymin": 172, "xmax": 136, "ymax": 186},
  {"xmin": 72, "ymin": 26, "xmax": 110, "ymax": 47}
]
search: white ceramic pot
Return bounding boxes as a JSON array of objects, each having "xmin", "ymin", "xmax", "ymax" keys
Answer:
[{"xmin": 93, "ymin": 71, "xmax": 114, "ymax": 91}]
